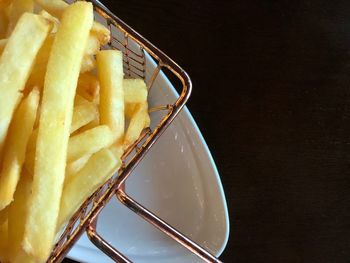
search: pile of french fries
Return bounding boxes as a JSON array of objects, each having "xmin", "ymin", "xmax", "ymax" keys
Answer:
[{"xmin": 0, "ymin": 0, "xmax": 150, "ymax": 262}]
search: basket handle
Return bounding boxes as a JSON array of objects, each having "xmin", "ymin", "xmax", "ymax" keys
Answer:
[{"xmin": 86, "ymin": 188, "xmax": 223, "ymax": 263}]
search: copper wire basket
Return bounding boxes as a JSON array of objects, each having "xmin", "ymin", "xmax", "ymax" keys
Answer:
[{"xmin": 48, "ymin": 1, "xmax": 222, "ymax": 262}]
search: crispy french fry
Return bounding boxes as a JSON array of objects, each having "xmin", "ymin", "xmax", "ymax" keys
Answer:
[
  {"xmin": 97, "ymin": 50, "xmax": 125, "ymax": 144},
  {"xmin": 65, "ymin": 154, "xmax": 91, "ymax": 182},
  {"xmin": 34, "ymin": 0, "xmax": 110, "ymax": 44},
  {"xmin": 23, "ymin": 2, "xmax": 93, "ymax": 261},
  {"xmin": 68, "ymin": 125, "xmax": 113, "ymax": 162},
  {"xmin": 0, "ymin": 13, "xmax": 49, "ymax": 164},
  {"xmin": 39, "ymin": 10, "xmax": 60, "ymax": 33},
  {"xmin": 76, "ymin": 116, "xmax": 100, "ymax": 134},
  {"xmin": 81, "ymin": 34, "xmax": 100, "ymax": 73},
  {"xmin": 25, "ymin": 34, "xmax": 55, "ymax": 89},
  {"xmin": 91, "ymin": 21, "xmax": 110, "ymax": 46},
  {"xmin": 109, "ymin": 144, "xmax": 124, "ymax": 160},
  {"xmin": 57, "ymin": 148, "xmax": 119, "ymax": 229},
  {"xmin": 27, "ymin": 34, "xmax": 103, "ymax": 88},
  {"xmin": 124, "ymin": 79, "xmax": 148, "ymax": 104},
  {"xmin": 71, "ymin": 102, "xmax": 98, "ymax": 133},
  {"xmin": 0, "ymin": 89, "xmax": 39, "ymax": 210},
  {"xmin": 77, "ymin": 73, "xmax": 100, "ymax": 103},
  {"xmin": 7, "ymin": 171, "xmax": 32, "ymax": 261},
  {"xmin": 34, "ymin": 0, "xmax": 67, "ymax": 18},
  {"xmin": 124, "ymin": 103, "xmax": 150, "ymax": 149},
  {"xmin": 7, "ymin": 0, "xmax": 34, "ymax": 35}
]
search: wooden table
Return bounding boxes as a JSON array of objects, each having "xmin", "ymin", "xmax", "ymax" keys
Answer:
[{"xmin": 65, "ymin": 0, "xmax": 350, "ymax": 262}]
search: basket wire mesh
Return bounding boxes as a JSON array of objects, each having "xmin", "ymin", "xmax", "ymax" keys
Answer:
[{"xmin": 48, "ymin": 1, "xmax": 222, "ymax": 262}]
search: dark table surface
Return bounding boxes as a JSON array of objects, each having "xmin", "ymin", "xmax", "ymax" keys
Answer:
[{"xmin": 65, "ymin": 0, "xmax": 350, "ymax": 262}]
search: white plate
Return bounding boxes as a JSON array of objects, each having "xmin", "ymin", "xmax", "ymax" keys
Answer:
[{"xmin": 67, "ymin": 52, "xmax": 230, "ymax": 262}]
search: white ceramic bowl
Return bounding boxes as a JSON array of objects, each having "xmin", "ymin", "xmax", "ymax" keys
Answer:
[{"xmin": 67, "ymin": 52, "xmax": 229, "ymax": 262}]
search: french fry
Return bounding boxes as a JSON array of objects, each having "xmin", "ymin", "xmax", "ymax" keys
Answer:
[
  {"xmin": 39, "ymin": 10, "xmax": 60, "ymax": 33},
  {"xmin": 23, "ymin": 2, "xmax": 93, "ymax": 261},
  {"xmin": 81, "ymin": 34, "xmax": 100, "ymax": 73},
  {"xmin": 65, "ymin": 154, "xmax": 91, "ymax": 182},
  {"xmin": 0, "ymin": 13, "xmax": 49, "ymax": 164},
  {"xmin": 91, "ymin": 21, "xmax": 110, "ymax": 46},
  {"xmin": 0, "ymin": 88, "xmax": 39, "ymax": 210},
  {"xmin": 124, "ymin": 79, "xmax": 148, "ymax": 104},
  {"xmin": 7, "ymin": 0, "xmax": 34, "ymax": 35},
  {"xmin": 27, "ymin": 34, "xmax": 103, "ymax": 88},
  {"xmin": 67, "ymin": 125, "xmax": 113, "ymax": 162},
  {"xmin": 71, "ymin": 102, "xmax": 98, "ymax": 133},
  {"xmin": 34, "ymin": 0, "xmax": 67, "ymax": 18},
  {"xmin": 109, "ymin": 144, "xmax": 124, "ymax": 160},
  {"xmin": 76, "ymin": 116, "xmax": 100, "ymax": 134},
  {"xmin": 77, "ymin": 73, "xmax": 100, "ymax": 103},
  {"xmin": 57, "ymin": 148, "xmax": 120, "ymax": 229},
  {"xmin": 25, "ymin": 34, "xmax": 55, "ymax": 89},
  {"xmin": 97, "ymin": 50, "xmax": 125, "ymax": 144},
  {"xmin": 124, "ymin": 103, "xmax": 150, "ymax": 149},
  {"xmin": 7, "ymin": 171, "xmax": 33, "ymax": 261}
]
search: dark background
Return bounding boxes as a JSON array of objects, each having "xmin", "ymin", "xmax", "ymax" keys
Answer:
[{"xmin": 65, "ymin": 0, "xmax": 350, "ymax": 262}]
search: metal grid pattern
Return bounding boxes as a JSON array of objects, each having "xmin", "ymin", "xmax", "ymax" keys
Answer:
[{"xmin": 48, "ymin": 1, "xmax": 221, "ymax": 262}]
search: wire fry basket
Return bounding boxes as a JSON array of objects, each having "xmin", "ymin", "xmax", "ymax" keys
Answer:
[{"xmin": 49, "ymin": 1, "xmax": 222, "ymax": 262}]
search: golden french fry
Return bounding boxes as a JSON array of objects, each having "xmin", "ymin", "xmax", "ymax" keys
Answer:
[
  {"xmin": 76, "ymin": 116, "xmax": 100, "ymax": 134},
  {"xmin": 27, "ymin": 34, "xmax": 103, "ymax": 88},
  {"xmin": 91, "ymin": 21, "xmax": 110, "ymax": 46},
  {"xmin": 57, "ymin": 148, "xmax": 119, "ymax": 229},
  {"xmin": 25, "ymin": 34, "xmax": 55, "ymax": 89},
  {"xmin": 68, "ymin": 125, "xmax": 113, "ymax": 162},
  {"xmin": 109, "ymin": 144, "xmax": 124, "ymax": 160},
  {"xmin": 0, "ymin": 89, "xmax": 39, "ymax": 210},
  {"xmin": 34, "ymin": 0, "xmax": 67, "ymax": 18},
  {"xmin": 81, "ymin": 34, "xmax": 100, "ymax": 73},
  {"xmin": 77, "ymin": 73, "xmax": 100, "ymax": 103},
  {"xmin": 0, "ymin": 13, "xmax": 49, "ymax": 165},
  {"xmin": 0, "ymin": 0, "xmax": 12, "ymax": 9},
  {"xmin": 7, "ymin": 0, "xmax": 34, "ymax": 35},
  {"xmin": 39, "ymin": 10, "xmax": 60, "ymax": 33},
  {"xmin": 7, "ymin": 171, "xmax": 33, "ymax": 261},
  {"xmin": 124, "ymin": 79, "xmax": 148, "ymax": 104},
  {"xmin": 35, "ymin": 0, "xmax": 110, "ymax": 44},
  {"xmin": 23, "ymin": 3, "xmax": 93, "ymax": 261},
  {"xmin": 97, "ymin": 50, "xmax": 125, "ymax": 144},
  {"xmin": 124, "ymin": 103, "xmax": 150, "ymax": 149},
  {"xmin": 71, "ymin": 102, "xmax": 98, "ymax": 133},
  {"xmin": 65, "ymin": 154, "xmax": 91, "ymax": 182}
]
